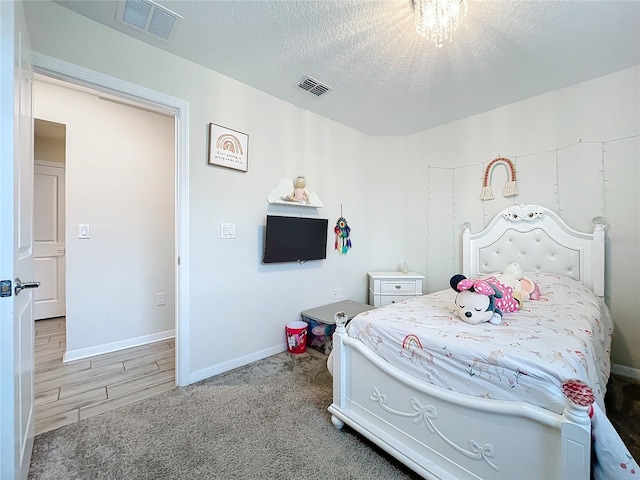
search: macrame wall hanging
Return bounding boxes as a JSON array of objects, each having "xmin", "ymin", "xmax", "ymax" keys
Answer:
[
  {"xmin": 334, "ymin": 206, "xmax": 352, "ymax": 255},
  {"xmin": 480, "ymin": 157, "xmax": 518, "ymax": 200}
]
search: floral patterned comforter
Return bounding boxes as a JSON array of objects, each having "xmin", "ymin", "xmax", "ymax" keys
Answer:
[
  {"xmin": 345, "ymin": 272, "xmax": 637, "ymax": 478},
  {"xmin": 348, "ymin": 272, "xmax": 611, "ymax": 412}
]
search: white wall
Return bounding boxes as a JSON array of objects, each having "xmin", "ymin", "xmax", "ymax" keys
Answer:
[
  {"xmin": 24, "ymin": 1, "xmax": 639, "ymax": 376},
  {"xmin": 404, "ymin": 66, "xmax": 640, "ymax": 370},
  {"xmin": 34, "ymin": 136, "xmax": 64, "ymax": 162},
  {"xmin": 24, "ymin": 1, "xmax": 409, "ymax": 379},
  {"xmin": 34, "ymin": 123, "xmax": 65, "ymax": 163},
  {"xmin": 34, "ymin": 80, "xmax": 176, "ymax": 356}
]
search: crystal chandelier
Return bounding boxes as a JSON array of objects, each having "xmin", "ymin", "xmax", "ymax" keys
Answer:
[{"xmin": 413, "ymin": 0, "xmax": 468, "ymax": 48}]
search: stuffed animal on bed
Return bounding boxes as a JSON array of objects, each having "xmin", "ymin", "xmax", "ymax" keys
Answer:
[
  {"xmin": 497, "ymin": 263, "xmax": 541, "ymax": 302},
  {"xmin": 506, "ymin": 263, "xmax": 541, "ymax": 301},
  {"xmin": 493, "ymin": 267, "xmax": 525, "ymax": 308},
  {"xmin": 450, "ymin": 274, "xmax": 520, "ymax": 325}
]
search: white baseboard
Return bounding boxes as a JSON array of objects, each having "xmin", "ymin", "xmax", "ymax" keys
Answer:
[
  {"xmin": 188, "ymin": 344, "xmax": 287, "ymax": 385},
  {"xmin": 63, "ymin": 329, "xmax": 175, "ymax": 363},
  {"xmin": 611, "ymin": 363, "xmax": 640, "ymax": 381}
]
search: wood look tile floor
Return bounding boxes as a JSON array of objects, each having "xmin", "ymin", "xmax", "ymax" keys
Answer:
[{"xmin": 35, "ymin": 317, "xmax": 175, "ymax": 435}]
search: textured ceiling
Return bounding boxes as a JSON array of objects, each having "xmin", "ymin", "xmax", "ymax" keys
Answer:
[{"xmin": 53, "ymin": 0, "xmax": 640, "ymax": 136}]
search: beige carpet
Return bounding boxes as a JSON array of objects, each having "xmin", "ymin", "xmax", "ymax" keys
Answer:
[
  {"xmin": 29, "ymin": 348, "xmax": 638, "ymax": 479},
  {"xmin": 28, "ymin": 349, "xmax": 420, "ymax": 480}
]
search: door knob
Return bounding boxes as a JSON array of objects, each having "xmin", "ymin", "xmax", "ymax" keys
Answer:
[{"xmin": 14, "ymin": 277, "xmax": 40, "ymax": 296}]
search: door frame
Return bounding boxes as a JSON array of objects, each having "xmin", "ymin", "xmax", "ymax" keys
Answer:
[{"xmin": 31, "ymin": 52, "xmax": 190, "ymax": 386}]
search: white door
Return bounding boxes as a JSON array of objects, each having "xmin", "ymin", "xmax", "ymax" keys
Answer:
[
  {"xmin": 34, "ymin": 162, "xmax": 65, "ymax": 320},
  {"xmin": 0, "ymin": 2, "xmax": 36, "ymax": 479}
]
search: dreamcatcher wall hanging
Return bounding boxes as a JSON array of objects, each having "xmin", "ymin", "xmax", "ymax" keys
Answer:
[
  {"xmin": 481, "ymin": 157, "xmax": 518, "ymax": 200},
  {"xmin": 334, "ymin": 206, "xmax": 352, "ymax": 255}
]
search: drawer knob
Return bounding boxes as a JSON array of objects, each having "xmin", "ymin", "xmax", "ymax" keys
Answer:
[{"xmin": 395, "ymin": 285, "xmax": 401, "ymax": 289}]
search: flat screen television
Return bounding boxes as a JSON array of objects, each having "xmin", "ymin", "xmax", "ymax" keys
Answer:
[{"xmin": 262, "ymin": 215, "xmax": 328, "ymax": 264}]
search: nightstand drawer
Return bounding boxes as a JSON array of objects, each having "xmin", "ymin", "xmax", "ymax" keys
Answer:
[
  {"xmin": 380, "ymin": 281, "xmax": 416, "ymax": 294},
  {"xmin": 379, "ymin": 295, "xmax": 415, "ymax": 307}
]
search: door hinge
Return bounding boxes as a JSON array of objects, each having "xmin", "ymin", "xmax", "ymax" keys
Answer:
[
  {"xmin": 177, "ymin": 256, "xmax": 181, "ymax": 266},
  {"xmin": 0, "ymin": 280, "xmax": 12, "ymax": 297}
]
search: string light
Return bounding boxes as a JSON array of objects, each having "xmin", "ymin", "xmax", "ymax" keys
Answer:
[
  {"xmin": 555, "ymin": 148, "xmax": 561, "ymax": 214},
  {"xmin": 424, "ymin": 134, "xmax": 635, "ymax": 233},
  {"xmin": 600, "ymin": 143, "xmax": 608, "ymax": 220},
  {"xmin": 426, "ymin": 165, "xmax": 431, "ymax": 291}
]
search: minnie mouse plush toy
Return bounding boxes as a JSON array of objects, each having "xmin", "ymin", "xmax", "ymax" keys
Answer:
[{"xmin": 450, "ymin": 274, "xmax": 520, "ymax": 325}]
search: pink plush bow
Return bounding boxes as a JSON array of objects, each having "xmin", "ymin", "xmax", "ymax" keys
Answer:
[{"xmin": 457, "ymin": 279, "xmax": 495, "ymax": 296}]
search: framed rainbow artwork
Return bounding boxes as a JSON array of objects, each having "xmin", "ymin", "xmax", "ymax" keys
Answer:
[
  {"xmin": 481, "ymin": 157, "xmax": 518, "ymax": 200},
  {"xmin": 208, "ymin": 123, "xmax": 249, "ymax": 172}
]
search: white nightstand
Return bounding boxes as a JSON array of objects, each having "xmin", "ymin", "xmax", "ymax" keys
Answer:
[{"xmin": 368, "ymin": 272, "xmax": 425, "ymax": 307}]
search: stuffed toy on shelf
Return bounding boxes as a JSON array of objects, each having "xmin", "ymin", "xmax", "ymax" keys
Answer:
[{"xmin": 281, "ymin": 175, "xmax": 310, "ymax": 204}]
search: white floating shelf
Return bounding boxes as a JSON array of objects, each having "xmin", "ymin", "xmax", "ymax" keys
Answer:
[{"xmin": 267, "ymin": 178, "xmax": 324, "ymax": 208}]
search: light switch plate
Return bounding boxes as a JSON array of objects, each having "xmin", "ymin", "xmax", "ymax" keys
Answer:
[
  {"xmin": 220, "ymin": 223, "xmax": 236, "ymax": 239},
  {"xmin": 78, "ymin": 224, "xmax": 91, "ymax": 239}
]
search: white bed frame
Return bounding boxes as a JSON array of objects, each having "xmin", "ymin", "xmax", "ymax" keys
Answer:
[{"xmin": 329, "ymin": 204, "xmax": 607, "ymax": 480}]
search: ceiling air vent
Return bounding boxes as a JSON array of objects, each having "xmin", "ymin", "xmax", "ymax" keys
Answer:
[
  {"xmin": 116, "ymin": 0, "xmax": 182, "ymax": 41},
  {"xmin": 298, "ymin": 76, "xmax": 332, "ymax": 97}
]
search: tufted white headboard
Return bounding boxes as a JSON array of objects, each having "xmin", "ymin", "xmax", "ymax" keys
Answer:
[{"xmin": 462, "ymin": 204, "xmax": 607, "ymax": 297}]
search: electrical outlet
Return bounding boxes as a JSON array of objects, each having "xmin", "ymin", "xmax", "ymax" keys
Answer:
[
  {"xmin": 337, "ymin": 288, "xmax": 344, "ymax": 299},
  {"xmin": 155, "ymin": 292, "xmax": 166, "ymax": 306},
  {"xmin": 331, "ymin": 289, "xmax": 339, "ymax": 300}
]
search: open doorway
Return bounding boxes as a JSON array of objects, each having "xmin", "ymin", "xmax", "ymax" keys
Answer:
[
  {"xmin": 33, "ymin": 52, "xmax": 190, "ymax": 387},
  {"xmin": 32, "ymin": 76, "xmax": 181, "ymax": 434}
]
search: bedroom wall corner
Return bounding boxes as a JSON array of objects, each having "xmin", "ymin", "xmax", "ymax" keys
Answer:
[{"xmin": 406, "ymin": 65, "xmax": 640, "ymax": 370}]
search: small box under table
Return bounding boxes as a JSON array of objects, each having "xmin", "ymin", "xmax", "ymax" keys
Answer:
[{"xmin": 300, "ymin": 300, "xmax": 374, "ymax": 354}]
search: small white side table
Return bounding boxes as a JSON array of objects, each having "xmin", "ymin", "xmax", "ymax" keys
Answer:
[{"xmin": 368, "ymin": 272, "xmax": 425, "ymax": 307}]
